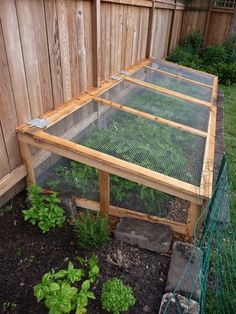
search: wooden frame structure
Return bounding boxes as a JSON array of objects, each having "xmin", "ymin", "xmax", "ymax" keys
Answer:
[{"xmin": 17, "ymin": 58, "xmax": 218, "ymax": 238}]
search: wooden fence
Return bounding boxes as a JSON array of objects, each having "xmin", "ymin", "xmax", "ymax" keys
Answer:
[
  {"xmin": 0, "ymin": 0, "xmax": 234, "ymax": 206},
  {"xmin": 181, "ymin": 0, "xmax": 235, "ymax": 45}
]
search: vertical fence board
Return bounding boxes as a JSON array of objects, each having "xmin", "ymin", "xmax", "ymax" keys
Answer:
[
  {"xmin": 169, "ymin": 10, "xmax": 183, "ymax": 53},
  {"xmin": 0, "ymin": 0, "xmax": 31, "ymax": 124},
  {"xmin": 206, "ymin": 11, "xmax": 232, "ymax": 45},
  {"xmin": 152, "ymin": 9, "xmax": 172, "ymax": 58},
  {"xmin": 0, "ymin": 125, "xmax": 10, "ymax": 179},
  {"xmin": 56, "ymin": 0, "xmax": 72, "ymax": 101},
  {"xmin": 0, "ymin": 22, "xmax": 21, "ymax": 170},
  {"xmin": 16, "ymin": 0, "xmax": 44, "ymax": 117},
  {"xmin": 44, "ymin": 0, "xmax": 64, "ymax": 107},
  {"xmin": 83, "ymin": 1, "xmax": 93, "ymax": 89},
  {"xmin": 67, "ymin": 0, "xmax": 81, "ymax": 95}
]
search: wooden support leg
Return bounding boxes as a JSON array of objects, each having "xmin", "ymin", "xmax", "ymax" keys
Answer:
[
  {"xmin": 99, "ymin": 170, "xmax": 110, "ymax": 216},
  {"xmin": 19, "ymin": 141, "xmax": 36, "ymax": 186},
  {"xmin": 187, "ymin": 202, "xmax": 201, "ymax": 238}
]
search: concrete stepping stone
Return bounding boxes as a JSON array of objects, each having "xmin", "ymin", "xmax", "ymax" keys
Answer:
[
  {"xmin": 114, "ymin": 218, "xmax": 172, "ymax": 253},
  {"xmin": 158, "ymin": 293, "xmax": 200, "ymax": 314},
  {"xmin": 165, "ymin": 241, "xmax": 203, "ymax": 301}
]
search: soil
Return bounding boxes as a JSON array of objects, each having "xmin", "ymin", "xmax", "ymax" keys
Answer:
[{"xmin": 0, "ymin": 192, "xmax": 170, "ymax": 314}]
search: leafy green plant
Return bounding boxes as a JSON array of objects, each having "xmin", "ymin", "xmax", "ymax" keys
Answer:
[
  {"xmin": 22, "ymin": 185, "xmax": 65, "ymax": 233},
  {"xmin": 223, "ymin": 36, "xmax": 236, "ymax": 63},
  {"xmin": 167, "ymin": 46, "xmax": 203, "ymax": 70},
  {"xmin": 208, "ymin": 62, "xmax": 236, "ymax": 85},
  {"xmin": 73, "ymin": 211, "xmax": 109, "ymax": 249},
  {"xmin": 34, "ymin": 255, "xmax": 99, "ymax": 314},
  {"xmin": 47, "ymin": 178, "xmax": 60, "ymax": 190},
  {"xmin": 2, "ymin": 302, "xmax": 17, "ymax": 311},
  {"xmin": 101, "ymin": 278, "xmax": 136, "ymax": 314},
  {"xmin": 168, "ymin": 32, "xmax": 236, "ymax": 85},
  {"xmin": 201, "ymin": 45, "xmax": 227, "ymax": 66},
  {"xmin": 181, "ymin": 31, "xmax": 203, "ymax": 53}
]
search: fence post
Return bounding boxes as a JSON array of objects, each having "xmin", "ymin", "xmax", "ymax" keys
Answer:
[
  {"xmin": 203, "ymin": 1, "xmax": 212, "ymax": 46},
  {"xmin": 91, "ymin": 0, "xmax": 101, "ymax": 87},
  {"xmin": 146, "ymin": 0, "xmax": 155, "ymax": 58},
  {"xmin": 167, "ymin": 0, "xmax": 177, "ymax": 56}
]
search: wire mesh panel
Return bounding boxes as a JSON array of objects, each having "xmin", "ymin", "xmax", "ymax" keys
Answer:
[
  {"xmin": 130, "ymin": 67, "xmax": 212, "ymax": 102},
  {"xmin": 100, "ymin": 80, "xmax": 209, "ymax": 131},
  {"xmin": 149, "ymin": 59, "xmax": 214, "ymax": 85},
  {"xmin": 110, "ymin": 174, "xmax": 190, "ymax": 223},
  {"xmin": 33, "ymin": 148, "xmax": 99, "ymax": 202},
  {"xmin": 46, "ymin": 101, "xmax": 206, "ymax": 186}
]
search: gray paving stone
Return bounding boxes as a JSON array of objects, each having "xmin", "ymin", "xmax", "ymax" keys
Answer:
[
  {"xmin": 165, "ymin": 241, "xmax": 203, "ymax": 301},
  {"xmin": 114, "ymin": 218, "xmax": 172, "ymax": 253},
  {"xmin": 158, "ymin": 293, "xmax": 200, "ymax": 314}
]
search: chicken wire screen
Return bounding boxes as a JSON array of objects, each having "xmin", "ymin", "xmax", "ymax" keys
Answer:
[
  {"xmin": 32, "ymin": 145, "xmax": 190, "ymax": 222},
  {"xmin": 130, "ymin": 67, "xmax": 212, "ymax": 102},
  {"xmin": 46, "ymin": 101, "xmax": 206, "ymax": 186},
  {"xmin": 149, "ymin": 59, "xmax": 214, "ymax": 85},
  {"xmin": 99, "ymin": 80, "xmax": 209, "ymax": 132},
  {"xmin": 110, "ymin": 174, "xmax": 189, "ymax": 223},
  {"xmin": 33, "ymin": 148, "xmax": 100, "ymax": 202}
]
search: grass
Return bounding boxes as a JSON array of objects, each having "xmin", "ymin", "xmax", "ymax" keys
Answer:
[
  {"xmin": 222, "ymin": 84, "xmax": 236, "ymax": 214},
  {"xmin": 205, "ymin": 85, "xmax": 236, "ymax": 314}
]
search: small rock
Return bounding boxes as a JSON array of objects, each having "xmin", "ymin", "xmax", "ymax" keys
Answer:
[
  {"xmin": 114, "ymin": 218, "xmax": 172, "ymax": 254},
  {"xmin": 158, "ymin": 293, "xmax": 200, "ymax": 314},
  {"xmin": 143, "ymin": 305, "xmax": 151, "ymax": 312},
  {"xmin": 165, "ymin": 241, "xmax": 203, "ymax": 301}
]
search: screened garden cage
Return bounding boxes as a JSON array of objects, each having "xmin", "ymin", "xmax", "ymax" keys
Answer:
[{"xmin": 17, "ymin": 58, "xmax": 218, "ymax": 237}]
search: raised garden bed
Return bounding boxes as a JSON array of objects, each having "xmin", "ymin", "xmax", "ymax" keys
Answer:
[{"xmin": 17, "ymin": 58, "xmax": 218, "ymax": 238}]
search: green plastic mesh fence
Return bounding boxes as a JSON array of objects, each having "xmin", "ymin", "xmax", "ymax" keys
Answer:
[{"xmin": 161, "ymin": 154, "xmax": 236, "ymax": 313}]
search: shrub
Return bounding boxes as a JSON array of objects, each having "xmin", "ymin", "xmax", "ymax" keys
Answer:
[
  {"xmin": 181, "ymin": 31, "xmax": 203, "ymax": 53},
  {"xmin": 34, "ymin": 254, "xmax": 99, "ymax": 314},
  {"xmin": 167, "ymin": 46, "xmax": 203, "ymax": 70},
  {"xmin": 22, "ymin": 185, "xmax": 65, "ymax": 233},
  {"xmin": 223, "ymin": 36, "xmax": 236, "ymax": 63},
  {"xmin": 167, "ymin": 32, "xmax": 236, "ymax": 85},
  {"xmin": 101, "ymin": 278, "xmax": 136, "ymax": 314},
  {"xmin": 201, "ymin": 45, "xmax": 227, "ymax": 66},
  {"xmin": 73, "ymin": 211, "xmax": 109, "ymax": 249},
  {"xmin": 203, "ymin": 62, "xmax": 236, "ymax": 85}
]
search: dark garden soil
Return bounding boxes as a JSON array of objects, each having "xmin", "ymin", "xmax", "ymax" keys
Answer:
[{"xmin": 0, "ymin": 191, "xmax": 170, "ymax": 314}]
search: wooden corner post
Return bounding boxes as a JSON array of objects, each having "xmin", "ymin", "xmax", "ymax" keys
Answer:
[
  {"xmin": 99, "ymin": 170, "xmax": 110, "ymax": 216},
  {"xmin": 18, "ymin": 136, "xmax": 36, "ymax": 186},
  {"xmin": 187, "ymin": 202, "xmax": 201, "ymax": 238}
]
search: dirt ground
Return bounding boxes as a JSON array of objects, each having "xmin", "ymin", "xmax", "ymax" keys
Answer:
[{"xmin": 0, "ymin": 191, "xmax": 170, "ymax": 314}]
